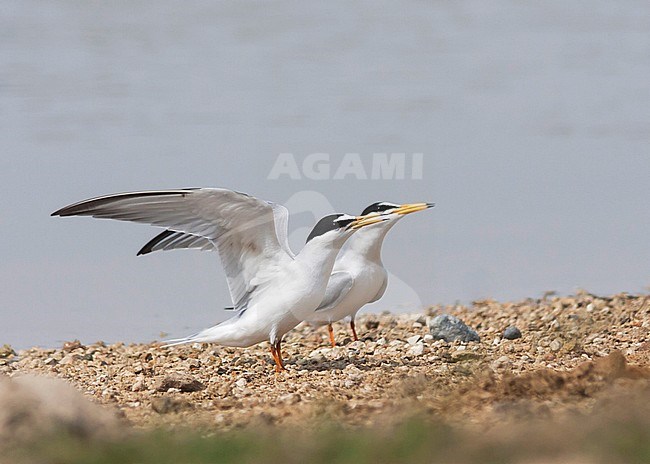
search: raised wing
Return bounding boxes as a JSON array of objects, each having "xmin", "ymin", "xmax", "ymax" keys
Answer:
[
  {"xmin": 136, "ymin": 202, "xmax": 294, "ymax": 259},
  {"xmin": 314, "ymin": 271, "xmax": 354, "ymax": 313},
  {"xmin": 52, "ymin": 188, "xmax": 294, "ymax": 311}
]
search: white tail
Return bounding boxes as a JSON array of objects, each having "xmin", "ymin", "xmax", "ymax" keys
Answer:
[{"xmin": 163, "ymin": 318, "xmax": 255, "ymax": 348}]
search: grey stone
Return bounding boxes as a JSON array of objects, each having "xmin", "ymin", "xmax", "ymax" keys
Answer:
[
  {"xmin": 428, "ymin": 314, "xmax": 480, "ymax": 343},
  {"xmin": 503, "ymin": 326, "xmax": 523, "ymax": 340}
]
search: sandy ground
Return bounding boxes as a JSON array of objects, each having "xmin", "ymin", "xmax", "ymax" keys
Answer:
[{"xmin": 2, "ymin": 292, "xmax": 650, "ymax": 432}]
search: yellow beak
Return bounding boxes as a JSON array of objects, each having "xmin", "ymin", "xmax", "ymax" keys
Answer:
[
  {"xmin": 391, "ymin": 202, "xmax": 435, "ymax": 216},
  {"xmin": 349, "ymin": 213, "xmax": 387, "ymax": 230}
]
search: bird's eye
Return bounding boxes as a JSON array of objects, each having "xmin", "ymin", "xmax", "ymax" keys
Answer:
[
  {"xmin": 306, "ymin": 214, "xmax": 352, "ymax": 243},
  {"xmin": 361, "ymin": 202, "xmax": 399, "ymax": 216},
  {"xmin": 333, "ymin": 215, "xmax": 356, "ymax": 228}
]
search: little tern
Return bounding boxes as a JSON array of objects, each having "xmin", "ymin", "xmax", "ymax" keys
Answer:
[
  {"xmin": 51, "ymin": 188, "xmax": 386, "ymax": 371},
  {"xmin": 305, "ymin": 202, "xmax": 434, "ymax": 346},
  {"xmin": 137, "ymin": 201, "xmax": 434, "ymax": 347}
]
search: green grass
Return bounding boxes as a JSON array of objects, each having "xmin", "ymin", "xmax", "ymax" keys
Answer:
[{"xmin": 6, "ymin": 412, "xmax": 650, "ymax": 464}]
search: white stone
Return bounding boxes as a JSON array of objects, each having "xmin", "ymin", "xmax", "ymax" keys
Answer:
[
  {"xmin": 235, "ymin": 378, "xmax": 247, "ymax": 388},
  {"xmin": 347, "ymin": 341, "xmax": 365, "ymax": 350},
  {"xmin": 131, "ymin": 379, "xmax": 146, "ymax": 392},
  {"xmin": 309, "ymin": 348, "xmax": 331, "ymax": 358},
  {"xmin": 344, "ymin": 365, "xmax": 362, "ymax": 375},
  {"xmin": 407, "ymin": 335, "xmax": 423, "ymax": 346},
  {"xmin": 409, "ymin": 344, "xmax": 425, "ymax": 356}
]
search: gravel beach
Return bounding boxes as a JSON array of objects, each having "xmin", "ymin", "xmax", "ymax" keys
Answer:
[{"xmin": 2, "ymin": 291, "xmax": 649, "ymax": 437}]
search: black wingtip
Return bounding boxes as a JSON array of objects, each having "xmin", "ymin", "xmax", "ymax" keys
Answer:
[
  {"xmin": 136, "ymin": 243, "xmax": 155, "ymax": 256},
  {"xmin": 137, "ymin": 229, "xmax": 176, "ymax": 256},
  {"xmin": 50, "ymin": 204, "xmax": 88, "ymax": 217},
  {"xmin": 51, "ymin": 207, "xmax": 67, "ymax": 217}
]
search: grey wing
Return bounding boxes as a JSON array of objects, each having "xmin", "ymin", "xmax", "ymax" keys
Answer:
[
  {"xmin": 136, "ymin": 202, "xmax": 293, "ymax": 258},
  {"xmin": 270, "ymin": 202, "xmax": 295, "ymax": 259},
  {"xmin": 52, "ymin": 188, "xmax": 294, "ymax": 312},
  {"xmin": 314, "ymin": 271, "xmax": 354, "ymax": 312},
  {"xmin": 368, "ymin": 275, "xmax": 388, "ymax": 304}
]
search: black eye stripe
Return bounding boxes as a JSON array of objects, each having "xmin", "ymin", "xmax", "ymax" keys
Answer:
[
  {"xmin": 306, "ymin": 214, "xmax": 348, "ymax": 243},
  {"xmin": 360, "ymin": 202, "xmax": 399, "ymax": 216}
]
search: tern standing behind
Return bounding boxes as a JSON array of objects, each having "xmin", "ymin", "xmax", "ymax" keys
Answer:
[
  {"xmin": 304, "ymin": 202, "xmax": 434, "ymax": 346},
  {"xmin": 52, "ymin": 188, "xmax": 385, "ymax": 371}
]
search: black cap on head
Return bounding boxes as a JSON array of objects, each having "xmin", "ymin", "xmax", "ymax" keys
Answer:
[
  {"xmin": 360, "ymin": 202, "xmax": 400, "ymax": 216},
  {"xmin": 306, "ymin": 214, "xmax": 355, "ymax": 243}
]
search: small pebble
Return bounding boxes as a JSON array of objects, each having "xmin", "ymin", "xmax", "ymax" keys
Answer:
[
  {"xmin": 62, "ymin": 340, "xmax": 85, "ymax": 352},
  {"xmin": 0, "ymin": 345, "xmax": 16, "ymax": 358},
  {"xmin": 409, "ymin": 344, "xmax": 425, "ymax": 356},
  {"xmin": 550, "ymin": 339, "xmax": 563, "ymax": 352},
  {"xmin": 131, "ymin": 379, "xmax": 146, "ymax": 392},
  {"xmin": 155, "ymin": 375, "xmax": 205, "ymax": 393},
  {"xmin": 365, "ymin": 320, "xmax": 380, "ymax": 330},
  {"xmin": 235, "ymin": 378, "xmax": 247, "ymax": 388},
  {"xmin": 279, "ymin": 393, "xmax": 301, "ymax": 405},
  {"xmin": 503, "ymin": 326, "xmax": 522, "ymax": 340}
]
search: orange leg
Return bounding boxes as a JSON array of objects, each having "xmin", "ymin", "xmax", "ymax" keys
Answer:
[
  {"xmin": 275, "ymin": 339, "xmax": 286, "ymax": 371},
  {"xmin": 350, "ymin": 319, "xmax": 359, "ymax": 341},
  {"xmin": 269, "ymin": 341, "xmax": 286, "ymax": 373},
  {"xmin": 327, "ymin": 323, "xmax": 336, "ymax": 347}
]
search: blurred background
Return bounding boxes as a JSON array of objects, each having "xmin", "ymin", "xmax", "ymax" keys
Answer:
[{"xmin": 1, "ymin": 1, "xmax": 649, "ymax": 348}]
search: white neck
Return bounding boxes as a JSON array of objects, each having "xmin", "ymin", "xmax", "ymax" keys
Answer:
[
  {"xmin": 342, "ymin": 220, "xmax": 400, "ymax": 264},
  {"xmin": 296, "ymin": 230, "xmax": 353, "ymax": 284}
]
